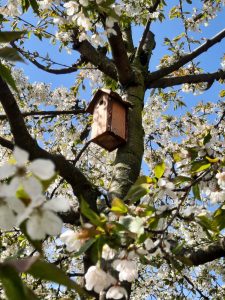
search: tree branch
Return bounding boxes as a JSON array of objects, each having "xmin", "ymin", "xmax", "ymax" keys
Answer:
[
  {"xmin": 72, "ymin": 35, "xmax": 118, "ymax": 81},
  {"xmin": 147, "ymin": 28, "xmax": 225, "ymax": 82},
  {"xmin": 181, "ymin": 238, "xmax": 225, "ymax": 266},
  {"xmin": 122, "ymin": 24, "xmax": 135, "ymax": 56},
  {"xmin": 11, "ymin": 42, "xmax": 84, "ymax": 75},
  {"xmin": 135, "ymin": 0, "xmax": 161, "ymax": 61},
  {"xmin": 0, "ymin": 76, "xmax": 99, "ymax": 212},
  {"xmin": 0, "ymin": 109, "xmax": 86, "ymax": 120},
  {"xmin": 146, "ymin": 69, "xmax": 225, "ymax": 89},
  {"xmin": 0, "ymin": 136, "xmax": 14, "ymax": 150},
  {"xmin": 107, "ymin": 23, "xmax": 133, "ymax": 85}
]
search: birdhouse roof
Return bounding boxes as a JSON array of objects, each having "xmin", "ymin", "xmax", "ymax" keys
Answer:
[{"xmin": 86, "ymin": 89, "xmax": 131, "ymax": 114}]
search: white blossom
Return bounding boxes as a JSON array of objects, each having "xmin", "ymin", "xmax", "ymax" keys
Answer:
[
  {"xmin": 106, "ymin": 286, "xmax": 128, "ymax": 299},
  {"xmin": 102, "ymin": 244, "xmax": 117, "ymax": 260},
  {"xmin": 112, "ymin": 259, "xmax": 138, "ymax": 282},
  {"xmin": 26, "ymin": 209, "xmax": 62, "ymax": 240},
  {"xmin": 216, "ymin": 172, "xmax": 225, "ymax": 190},
  {"xmin": 60, "ymin": 229, "xmax": 85, "ymax": 252},
  {"xmin": 85, "ymin": 266, "xmax": 116, "ymax": 293},
  {"xmin": 64, "ymin": 1, "xmax": 79, "ymax": 16}
]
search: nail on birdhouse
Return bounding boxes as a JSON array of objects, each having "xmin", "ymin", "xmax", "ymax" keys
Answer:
[{"xmin": 86, "ymin": 89, "xmax": 130, "ymax": 152}]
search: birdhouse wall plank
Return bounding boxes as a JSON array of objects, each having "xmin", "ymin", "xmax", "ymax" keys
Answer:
[
  {"xmin": 91, "ymin": 94, "xmax": 108, "ymax": 140},
  {"xmin": 110, "ymin": 101, "xmax": 126, "ymax": 140}
]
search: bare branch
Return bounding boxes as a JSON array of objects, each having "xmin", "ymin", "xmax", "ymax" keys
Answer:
[
  {"xmin": 147, "ymin": 28, "xmax": 225, "ymax": 82},
  {"xmin": 0, "ymin": 109, "xmax": 86, "ymax": 120},
  {"xmin": 11, "ymin": 42, "xmax": 84, "ymax": 75},
  {"xmin": 73, "ymin": 140, "xmax": 91, "ymax": 165},
  {"xmin": 146, "ymin": 69, "xmax": 225, "ymax": 89},
  {"xmin": 183, "ymin": 274, "xmax": 209, "ymax": 300}
]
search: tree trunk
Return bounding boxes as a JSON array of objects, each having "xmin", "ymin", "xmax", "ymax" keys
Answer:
[{"xmin": 109, "ymin": 77, "xmax": 145, "ymax": 200}]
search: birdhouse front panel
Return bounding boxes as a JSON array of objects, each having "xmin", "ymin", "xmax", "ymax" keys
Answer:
[
  {"xmin": 110, "ymin": 100, "xmax": 127, "ymax": 140},
  {"xmin": 91, "ymin": 94, "xmax": 108, "ymax": 140}
]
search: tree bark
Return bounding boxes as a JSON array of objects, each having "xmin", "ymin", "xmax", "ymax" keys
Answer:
[{"xmin": 109, "ymin": 70, "xmax": 145, "ymax": 200}]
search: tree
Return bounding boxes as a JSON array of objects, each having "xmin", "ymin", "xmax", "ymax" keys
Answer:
[{"xmin": 0, "ymin": 0, "xmax": 225, "ymax": 299}]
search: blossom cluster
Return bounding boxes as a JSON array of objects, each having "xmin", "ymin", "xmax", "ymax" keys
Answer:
[{"xmin": 0, "ymin": 146, "xmax": 70, "ymax": 240}]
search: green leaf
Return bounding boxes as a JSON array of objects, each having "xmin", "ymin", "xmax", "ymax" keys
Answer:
[
  {"xmin": 174, "ymin": 176, "xmax": 192, "ymax": 185},
  {"xmin": 0, "ymin": 62, "xmax": 18, "ymax": 92},
  {"xmin": 22, "ymin": 0, "xmax": 39, "ymax": 14},
  {"xmin": 74, "ymin": 238, "xmax": 96, "ymax": 258},
  {"xmin": 0, "ymin": 31, "xmax": 26, "ymax": 43},
  {"xmin": 119, "ymin": 216, "xmax": 144, "ymax": 236},
  {"xmin": 29, "ymin": 0, "xmax": 39, "ymax": 14},
  {"xmin": 0, "ymin": 265, "xmax": 29, "ymax": 300},
  {"xmin": 191, "ymin": 160, "xmax": 211, "ymax": 173},
  {"xmin": 0, "ymin": 47, "xmax": 24, "ymax": 62},
  {"xmin": 206, "ymin": 156, "xmax": 219, "ymax": 163},
  {"xmin": 124, "ymin": 183, "xmax": 150, "ymax": 203},
  {"xmin": 203, "ymin": 131, "xmax": 212, "ymax": 145},
  {"xmin": 173, "ymin": 152, "xmax": 182, "ymax": 162},
  {"xmin": 192, "ymin": 184, "xmax": 201, "ymax": 200},
  {"xmin": 22, "ymin": 0, "xmax": 30, "ymax": 12},
  {"xmin": 28, "ymin": 260, "xmax": 90, "ymax": 298},
  {"xmin": 197, "ymin": 214, "xmax": 218, "ymax": 236},
  {"xmin": 171, "ymin": 241, "xmax": 186, "ymax": 255},
  {"xmin": 154, "ymin": 162, "xmax": 166, "ymax": 179},
  {"xmin": 148, "ymin": 216, "xmax": 159, "ymax": 229},
  {"xmin": 111, "ymin": 198, "xmax": 128, "ymax": 214},
  {"xmin": 124, "ymin": 176, "xmax": 153, "ymax": 203},
  {"xmin": 144, "ymin": 205, "xmax": 155, "ymax": 217},
  {"xmin": 80, "ymin": 198, "xmax": 103, "ymax": 227},
  {"xmin": 219, "ymin": 90, "xmax": 225, "ymax": 98},
  {"xmin": 214, "ymin": 208, "xmax": 225, "ymax": 231}
]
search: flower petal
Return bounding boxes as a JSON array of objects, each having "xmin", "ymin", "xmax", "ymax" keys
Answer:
[
  {"xmin": 14, "ymin": 146, "xmax": 29, "ymax": 166},
  {"xmin": 0, "ymin": 164, "xmax": 16, "ymax": 180},
  {"xmin": 42, "ymin": 210, "xmax": 62, "ymax": 236},
  {"xmin": 106, "ymin": 286, "xmax": 128, "ymax": 299},
  {"xmin": 27, "ymin": 214, "xmax": 46, "ymax": 240},
  {"xmin": 43, "ymin": 196, "xmax": 70, "ymax": 212},
  {"xmin": 0, "ymin": 205, "xmax": 16, "ymax": 230},
  {"xmin": 29, "ymin": 159, "xmax": 55, "ymax": 180},
  {"xmin": 23, "ymin": 176, "xmax": 43, "ymax": 199}
]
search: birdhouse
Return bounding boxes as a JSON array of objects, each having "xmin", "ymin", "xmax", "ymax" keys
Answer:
[{"xmin": 86, "ymin": 89, "xmax": 130, "ymax": 151}]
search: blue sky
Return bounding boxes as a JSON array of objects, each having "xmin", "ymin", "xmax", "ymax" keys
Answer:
[{"xmin": 16, "ymin": 1, "xmax": 225, "ymax": 105}]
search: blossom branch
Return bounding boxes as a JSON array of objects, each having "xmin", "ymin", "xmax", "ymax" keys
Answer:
[
  {"xmin": 0, "ymin": 109, "xmax": 86, "ymax": 120},
  {"xmin": 146, "ymin": 69, "xmax": 225, "ymax": 89},
  {"xmin": 0, "ymin": 76, "xmax": 99, "ymax": 212},
  {"xmin": 72, "ymin": 34, "xmax": 118, "ymax": 81},
  {"xmin": 147, "ymin": 28, "xmax": 225, "ymax": 82}
]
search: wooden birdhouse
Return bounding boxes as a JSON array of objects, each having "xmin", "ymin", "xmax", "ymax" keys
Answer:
[{"xmin": 86, "ymin": 89, "xmax": 130, "ymax": 151}]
